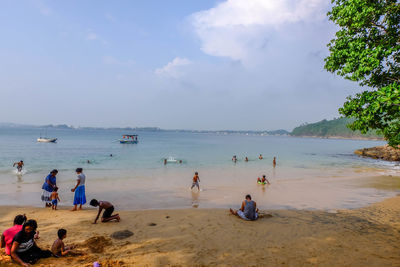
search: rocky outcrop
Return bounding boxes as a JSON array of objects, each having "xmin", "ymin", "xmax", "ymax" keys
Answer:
[{"xmin": 355, "ymin": 145, "xmax": 400, "ymax": 161}]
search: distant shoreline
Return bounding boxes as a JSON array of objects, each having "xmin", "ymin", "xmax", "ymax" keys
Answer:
[{"xmin": 290, "ymin": 135, "xmax": 385, "ymax": 142}]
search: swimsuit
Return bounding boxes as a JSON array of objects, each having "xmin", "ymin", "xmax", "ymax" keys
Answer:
[{"xmin": 52, "ymin": 199, "xmax": 58, "ymax": 205}]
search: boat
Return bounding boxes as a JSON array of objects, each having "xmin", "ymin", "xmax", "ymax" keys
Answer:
[
  {"xmin": 37, "ymin": 137, "xmax": 57, "ymax": 143},
  {"xmin": 119, "ymin": 135, "xmax": 138, "ymax": 144}
]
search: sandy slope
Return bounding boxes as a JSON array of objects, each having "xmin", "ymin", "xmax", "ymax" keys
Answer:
[{"xmin": 1, "ymin": 197, "xmax": 400, "ymax": 266}]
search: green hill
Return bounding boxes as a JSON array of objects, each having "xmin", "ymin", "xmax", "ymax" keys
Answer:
[{"xmin": 291, "ymin": 118, "xmax": 382, "ymax": 139}]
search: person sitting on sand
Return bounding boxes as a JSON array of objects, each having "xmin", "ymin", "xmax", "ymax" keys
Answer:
[
  {"xmin": 257, "ymin": 177, "xmax": 262, "ymax": 183},
  {"xmin": 11, "ymin": 219, "xmax": 52, "ymax": 266},
  {"xmin": 51, "ymin": 229, "xmax": 75, "ymax": 257},
  {"xmin": 50, "ymin": 187, "xmax": 60, "ymax": 210},
  {"xmin": 13, "ymin": 161, "xmax": 24, "ymax": 173},
  {"xmin": 190, "ymin": 172, "xmax": 200, "ymax": 191},
  {"xmin": 261, "ymin": 175, "xmax": 270, "ymax": 185},
  {"xmin": 1, "ymin": 214, "xmax": 27, "ymax": 256},
  {"xmin": 230, "ymin": 194, "xmax": 259, "ymax": 221},
  {"xmin": 259, "ymin": 154, "xmax": 263, "ymax": 160},
  {"xmin": 90, "ymin": 199, "xmax": 120, "ymax": 224}
]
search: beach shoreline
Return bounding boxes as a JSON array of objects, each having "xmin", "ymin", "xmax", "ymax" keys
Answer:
[{"xmin": 1, "ymin": 195, "xmax": 400, "ymax": 266}]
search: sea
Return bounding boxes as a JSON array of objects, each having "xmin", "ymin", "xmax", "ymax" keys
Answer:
[{"xmin": 0, "ymin": 127, "xmax": 399, "ymax": 211}]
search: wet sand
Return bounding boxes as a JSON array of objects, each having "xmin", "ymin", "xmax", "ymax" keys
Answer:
[{"xmin": 1, "ymin": 196, "xmax": 400, "ymax": 266}]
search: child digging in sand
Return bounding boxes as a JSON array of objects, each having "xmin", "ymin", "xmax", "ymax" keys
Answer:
[
  {"xmin": 90, "ymin": 199, "xmax": 120, "ymax": 224},
  {"xmin": 50, "ymin": 187, "xmax": 60, "ymax": 210},
  {"xmin": 51, "ymin": 229, "xmax": 75, "ymax": 257}
]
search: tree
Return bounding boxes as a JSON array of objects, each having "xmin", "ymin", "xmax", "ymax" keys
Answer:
[{"xmin": 324, "ymin": 0, "xmax": 400, "ymax": 147}]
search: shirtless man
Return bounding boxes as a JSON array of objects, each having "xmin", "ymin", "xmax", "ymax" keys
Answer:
[
  {"xmin": 89, "ymin": 199, "xmax": 120, "ymax": 224},
  {"xmin": 13, "ymin": 161, "xmax": 24, "ymax": 173}
]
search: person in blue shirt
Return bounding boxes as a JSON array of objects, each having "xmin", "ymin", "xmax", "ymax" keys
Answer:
[{"xmin": 41, "ymin": 169, "xmax": 58, "ymax": 207}]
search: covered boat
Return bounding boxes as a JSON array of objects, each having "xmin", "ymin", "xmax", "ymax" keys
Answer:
[{"xmin": 119, "ymin": 135, "xmax": 138, "ymax": 144}]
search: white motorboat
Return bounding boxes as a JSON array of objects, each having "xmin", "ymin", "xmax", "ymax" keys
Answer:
[{"xmin": 37, "ymin": 137, "xmax": 57, "ymax": 143}]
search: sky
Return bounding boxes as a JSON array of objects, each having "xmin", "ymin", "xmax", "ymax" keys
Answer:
[{"xmin": 0, "ymin": 0, "xmax": 362, "ymax": 131}]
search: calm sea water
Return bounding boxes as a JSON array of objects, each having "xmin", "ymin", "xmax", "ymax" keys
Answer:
[{"xmin": 0, "ymin": 127, "xmax": 398, "ymax": 210}]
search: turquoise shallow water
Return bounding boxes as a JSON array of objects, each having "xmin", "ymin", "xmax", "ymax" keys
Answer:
[{"xmin": 0, "ymin": 127, "xmax": 398, "ymax": 210}]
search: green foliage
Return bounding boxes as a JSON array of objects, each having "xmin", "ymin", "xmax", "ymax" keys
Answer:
[
  {"xmin": 291, "ymin": 118, "xmax": 382, "ymax": 138},
  {"xmin": 324, "ymin": 0, "xmax": 400, "ymax": 146}
]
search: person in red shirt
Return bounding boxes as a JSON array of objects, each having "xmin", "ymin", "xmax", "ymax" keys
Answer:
[{"xmin": 1, "ymin": 214, "xmax": 27, "ymax": 255}]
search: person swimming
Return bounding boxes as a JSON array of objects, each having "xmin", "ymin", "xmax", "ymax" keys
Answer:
[
  {"xmin": 261, "ymin": 175, "xmax": 270, "ymax": 185},
  {"xmin": 245, "ymin": 157, "xmax": 249, "ymax": 162},
  {"xmin": 259, "ymin": 154, "xmax": 263, "ymax": 160}
]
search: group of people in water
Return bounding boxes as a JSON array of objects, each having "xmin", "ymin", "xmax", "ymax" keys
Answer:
[{"xmin": 232, "ymin": 154, "xmax": 276, "ymax": 167}]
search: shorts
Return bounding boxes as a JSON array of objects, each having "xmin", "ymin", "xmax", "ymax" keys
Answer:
[
  {"xmin": 192, "ymin": 181, "xmax": 199, "ymax": 187},
  {"xmin": 17, "ymin": 166, "xmax": 22, "ymax": 172},
  {"xmin": 102, "ymin": 206, "xmax": 114, "ymax": 218},
  {"xmin": 52, "ymin": 199, "xmax": 58, "ymax": 206},
  {"xmin": 237, "ymin": 210, "xmax": 258, "ymax": 221}
]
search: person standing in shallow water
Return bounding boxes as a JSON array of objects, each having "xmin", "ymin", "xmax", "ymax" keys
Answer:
[
  {"xmin": 273, "ymin": 157, "xmax": 276, "ymax": 167},
  {"xmin": 41, "ymin": 170, "xmax": 58, "ymax": 207},
  {"xmin": 71, "ymin": 168, "xmax": 86, "ymax": 211}
]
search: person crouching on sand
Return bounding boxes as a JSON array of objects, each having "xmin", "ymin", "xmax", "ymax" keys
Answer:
[
  {"xmin": 51, "ymin": 229, "xmax": 75, "ymax": 257},
  {"xmin": 191, "ymin": 172, "xmax": 200, "ymax": 191},
  {"xmin": 230, "ymin": 194, "xmax": 259, "ymax": 221},
  {"xmin": 90, "ymin": 199, "xmax": 120, "ymax": 224}
]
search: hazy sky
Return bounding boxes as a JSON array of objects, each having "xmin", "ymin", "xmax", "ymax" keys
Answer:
[{"xmin": 0, "ymin": 0, "xmax": 362, "ymax": 130}]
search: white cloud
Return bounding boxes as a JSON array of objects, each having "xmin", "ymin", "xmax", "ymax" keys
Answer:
[
  {"xmin": 33, "ymin": 0, "xmax": 52, "ymax": 16},
  {"xmin": 86, "ymin": 32, "xmax": 98, "ymax": 40},
  {"xmin": 102, "ymin": 56, "xmax": 134, "ymax": 66},
  {"xmin": 155, "ymin": 57, "xmax": 191, "ymax": 78},
  {"xmin": 190, "ymin": 0, "xmax": 328, "ymax": 63},
  {"xmin": 105, "ymin": 13, "xmax": 116, "ymax": 22}
]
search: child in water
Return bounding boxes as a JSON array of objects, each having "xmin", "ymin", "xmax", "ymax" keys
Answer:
[
  {"xmin": 262, "ymin": 175, "xmax": 270, "ymax": 185},
  {"xmin": 50, "ymin": 187, "xmax": 60, "ymax": 210},
  {"xmin": 51, "ymin": 229, "xmax": 75, "ymax": 257},
  {"xmin": 191, "ymin": 172, "xmax": 200, "ymax": 191}
]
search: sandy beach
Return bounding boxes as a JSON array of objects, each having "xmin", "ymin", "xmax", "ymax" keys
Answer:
[{"xmin": 1, "ymin": 196, "xmax": 400, "ymax": 267}]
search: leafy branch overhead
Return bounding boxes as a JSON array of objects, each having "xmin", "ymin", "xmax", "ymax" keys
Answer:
[{"xmin": 324, "ymin": 0, "xmax": 400, "ymax": 147}]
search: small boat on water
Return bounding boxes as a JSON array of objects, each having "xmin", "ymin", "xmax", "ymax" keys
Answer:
[
  {"xmin": 119, "ymin": 135, "xmax": 138, "ymax": 144},
  {"xmin": 37, "ymin": 137, "xmax": 57, "ymax": 143}
]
